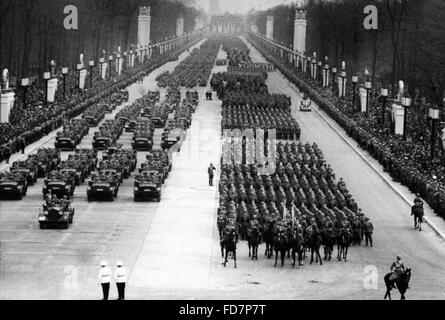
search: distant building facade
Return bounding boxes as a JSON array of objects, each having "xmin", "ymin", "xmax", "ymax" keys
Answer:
[{"xmin": 210, "ymin": 14, "xmax": 244, "ymax": 34}]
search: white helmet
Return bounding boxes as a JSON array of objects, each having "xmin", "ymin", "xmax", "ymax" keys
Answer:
[
  {"xmin": 116, "ymin": 261, "xmax": 123, "ymax": 267},
  {"xmin": 100, "ymin": 260, "xmax": 107, "ymax": 267}
]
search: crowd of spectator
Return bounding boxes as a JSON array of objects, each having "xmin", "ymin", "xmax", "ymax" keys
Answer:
[{"xmin": 0, "ymin": 35, "xmax": 202, "ymax": 164}]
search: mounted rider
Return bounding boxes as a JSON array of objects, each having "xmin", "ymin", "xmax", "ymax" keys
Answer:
[
  {"xmin": 389, "ymin": 256, "xmax": 406, "ymax": 285},
  {"xmin": 411, "ymin": 194, "xmax": 424, "ymax": 230},
  {"xmin": 413, "ymin": 193, "xmax": 423, "ymax": 206}
]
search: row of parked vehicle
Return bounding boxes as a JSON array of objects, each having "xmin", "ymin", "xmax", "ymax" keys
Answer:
[
  {"xmin": 86, "ymin": 146, "xmax": 137, "ymax": 201},
  {"xmin": 54, "ymin": 119, "xmax": 90, "ymax": 151},
  {"xmin": 0, "ymin": 148, "xmax": 62, "ymax": 200},
  {"xmin": 134, "ymin": 150, "xmax": 172, "ymax": 202},
  {"xmin": 42, "ymin": 149, "xmax": 98, "ymax": 200},
  {"xmin": 160, "ymin": 90, "xmax": 198, "ymax": 150}
]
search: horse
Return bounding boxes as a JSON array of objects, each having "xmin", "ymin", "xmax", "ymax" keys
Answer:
[
  {"xmin": 273, "ymin": 232, "xmax": 288, "ymax": 267},
  {"xmin": 289, "ymin": 231, "xmax": 304, "ymax": 267},
  {"xmin": 247, "ymin": 227, "xmax": 261, "ymax": 260},
  {"xmin": 384, "ymin": 269, "xmax": 411, "ymax": 300},
  {"xmin": 238, "ymin": 213, "xmax": 249, "ymax": 240},
  {"xmin": 308, "ymin": 232, "xmax": 323, "ymax": 265},
  {"xmin": 352, "ymin": 223, "xmax": 362, "ymax": 245},
  {"xmin": 221, "ymin": 229, "xmax": 237, "ymax": 268},
  {"xmin": 412, "ymin": 205, "xmax": 424, "ymax": 231},
  {"xmin": 337, "ymin": 229, "xmax": 352, "ymax": 262},
  {"xmin": 263, "ymin": 222, "xmax": 275, "ymax": 258},
  {"xmin": 321, "ymin": 229, "xmax": 335, "ymax": 261}
]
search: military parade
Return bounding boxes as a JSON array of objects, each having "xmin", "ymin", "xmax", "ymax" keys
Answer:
[{"xmin": 0, "ymin": 0, "xmax": 445, "ymax": 303}]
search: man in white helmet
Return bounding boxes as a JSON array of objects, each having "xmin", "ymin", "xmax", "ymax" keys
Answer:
[
  {"xmin": 98, "ymin": 261, "xmax": 111, "ymax": 300},
  {"xmin": 114, "ymin": 261, "xmax": 127, "ymax": 300}
]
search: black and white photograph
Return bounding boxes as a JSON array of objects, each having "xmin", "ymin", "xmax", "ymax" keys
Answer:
[{"xmin": 0, "ymin": 0, "xmax": 445, "ymax": 305}]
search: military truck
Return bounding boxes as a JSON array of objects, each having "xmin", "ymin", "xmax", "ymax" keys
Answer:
[{"xmin": 134, "ymin": 172, "xmax": 162, "ymax": 202}]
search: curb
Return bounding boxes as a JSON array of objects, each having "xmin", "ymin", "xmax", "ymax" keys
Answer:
[
  {"xmin": 0, "ymin": 128, "xmax": 61, "ymax": 173},
  {"xmin": 274, "ymin": 68, "xmax": 445, "ymax": 241}
]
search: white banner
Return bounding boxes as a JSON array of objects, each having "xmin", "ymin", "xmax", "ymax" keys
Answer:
[
  {"xmin": 79, "ymin": 69, "xmax": 87, "ymax": 89},
  {"xmin": 359, "ymin": 88, "xmax": 367, "ymax": 113},
  {"xmin": 0, "ymin": 91, "xmax": 14, "ymax": 123},
  {"xmin": 47, "ymin": 78, "xmax": 58, "ymax": 102},
  {"xmin": 337, "ymin": 77, "xmax": 347, "ymax": 97},
  {"xmin": 322, "ymin": 70, "xmax": 329, "ymax": 87},
  {"xmin": 115, "ymin": 58, "xmax": 123, "ymax": 76},
  {"xmin": 101, "ymin": 63, "xmax": 108, "ymax": 80},
  {"xmin": 392, "ymin": 103, "xmax": 405, "ymax": 135}
]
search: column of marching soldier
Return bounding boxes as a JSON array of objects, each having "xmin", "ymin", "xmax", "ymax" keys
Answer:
[
  {"xmin": 247, "ymin": 33, "xmax": 445, "ymax": 223},
  {"xmin": 211, "ymin": 36, "xmax": 375, "ymax": 269}
]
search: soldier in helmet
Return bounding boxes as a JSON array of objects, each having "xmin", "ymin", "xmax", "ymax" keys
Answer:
[{"xmin": 363, "ymin": 217, "xmax": 374, "ymax": 246}]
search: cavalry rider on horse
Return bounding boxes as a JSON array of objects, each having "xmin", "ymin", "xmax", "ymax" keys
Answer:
[
  {"xmin": 413, "ymin": 194, "xmax": 423, "ymax": 206},
  {"xmin": 411, "ymin": 193, "xmax": 424, "ymax": 230},
  {"xmin": 389, "ymin": 256, "xmax": 406, "ymax": 288}
]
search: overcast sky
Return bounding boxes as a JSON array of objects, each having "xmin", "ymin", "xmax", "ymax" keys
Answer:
[{"xmin": 195, "ymin": 0, "xmax": 295, "ymax": 14}]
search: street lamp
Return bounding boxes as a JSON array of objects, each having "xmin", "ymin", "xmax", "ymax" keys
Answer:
[
  {"xmin": 99, "ymin": 58, "xmax": 105, "ymax": 80},
  {"xmin": 89, "ymin": 60, "xmax": 94, "ymax": 88},
  {"xmin": 21, "ymin": 78, "xmax": 29, "ymax": 109},
  {"xmin": 43, "ymin": 72, "xmax": 51, "ymax": 105},
  {"xmin": 402, "ymin": 96, "xmax": 412, "ymax": 140},
  {"xmin": 429, "ymin": 107, "xmax": 440, "ymax": 160},
  {"xmin": 108, "ymin": 55, "xmax": 113, "ymax": 78},
  {"xmin": 302, "ymin": 55, "xmax": 306, "ymax": 73},
  {"xmin": 381, "ymin": 88, "xmax": 388, "ymax": 127},
  {"xmin": 352, "ymin": 76, "xmax": 358, "ymax": 109},
  {"xmin": 365, "ymin": 79, "xmax": 372, "ymax": 117},
  {"xmin": 312, "ymin": 58, "xmax": 316, "ymax": 79},
  {"xmin": 317, "ymin": 60, "xmax": 322, "ymax": 85},
  {"xmin": 332, "ymin": 67, "xmax": 337, "ymax": 94},
  {"xmin": 61, "ymin": 67, "xmax": 68, "ymax": 99},
  {"xmin": 76, "ymin": 63, "xmax": 82, "ymax": 91}
]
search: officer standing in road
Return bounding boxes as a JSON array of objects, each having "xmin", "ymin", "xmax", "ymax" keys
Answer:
[
  {"xmin": 114, "ymin": 261, "xmax": 127, "ymax": 300},
  {"xmin": 208, "ymin": 163, "xmax": 216, "ymax": 186},
  {"xmin": 363, "ymin": 217, "xmax": 374, "ymax": 246},
  {"xmin": 98, "ymin": 261, "xmax": 111, "ymax": 300}
]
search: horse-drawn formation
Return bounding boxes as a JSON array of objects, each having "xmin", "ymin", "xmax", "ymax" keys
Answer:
[{"xmin": 217, "ymin": 141, "xmax": 374, "ymax": 268}]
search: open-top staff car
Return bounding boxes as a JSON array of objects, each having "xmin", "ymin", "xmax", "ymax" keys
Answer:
[
  {"xmin": 92, "ymin": 135, "xmax": 112, "ymax": 150},
  {"xmin": 54, "ymin": 136, "xmax": 77, "ymax": 150},
  {"xmin": 38, "ymin": 202, "xmax": 74, "ymax": 229},
  {"xmin": 59, "ymin": 160, "xmax": 87, "ymax": 186},
  {"xmin": 132, "ymin": 136, "xmax": 153, "ymax": 151},
  {"xmin": 134, "ymin": 172, "xmax": 162, "ymax": 202},
  {"xmin": 124, "ymin": 120, "xmax": 138, "ymax": 132},
  {"xmin": 161, "ymin": 132, "xmax": 180, "ymax": 150},
  {"xmin": 139, "ymin": 161, "xmax": 168, "ymax": 183},
  {"xmin": 37, "ymin": 148, "xmax": 61, "ymax": 172},
  {"xmin": 87, "ymin": 174, "xmax": 119, "ymax": 201},
  {"xmin": 42, "ymin": 172, "xmax": 75, "ymax": 199},
  {"xmin": 299, "ymin": 95, "xmax": 312, "ymax": 112},
  {"xmin": 71, "ymin": 149, "xmax": 98, "ymax": 174},
  {"xmin": 147, "ymin": 149, "xmax": 172, "ymax": 173},
  {"xmin": 10, "ymin": 161, "xmax": 38, "ymax": 185},
  {"xmin": 0, "ymin": 172, "xmax": 28, "ymax": 199}
]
